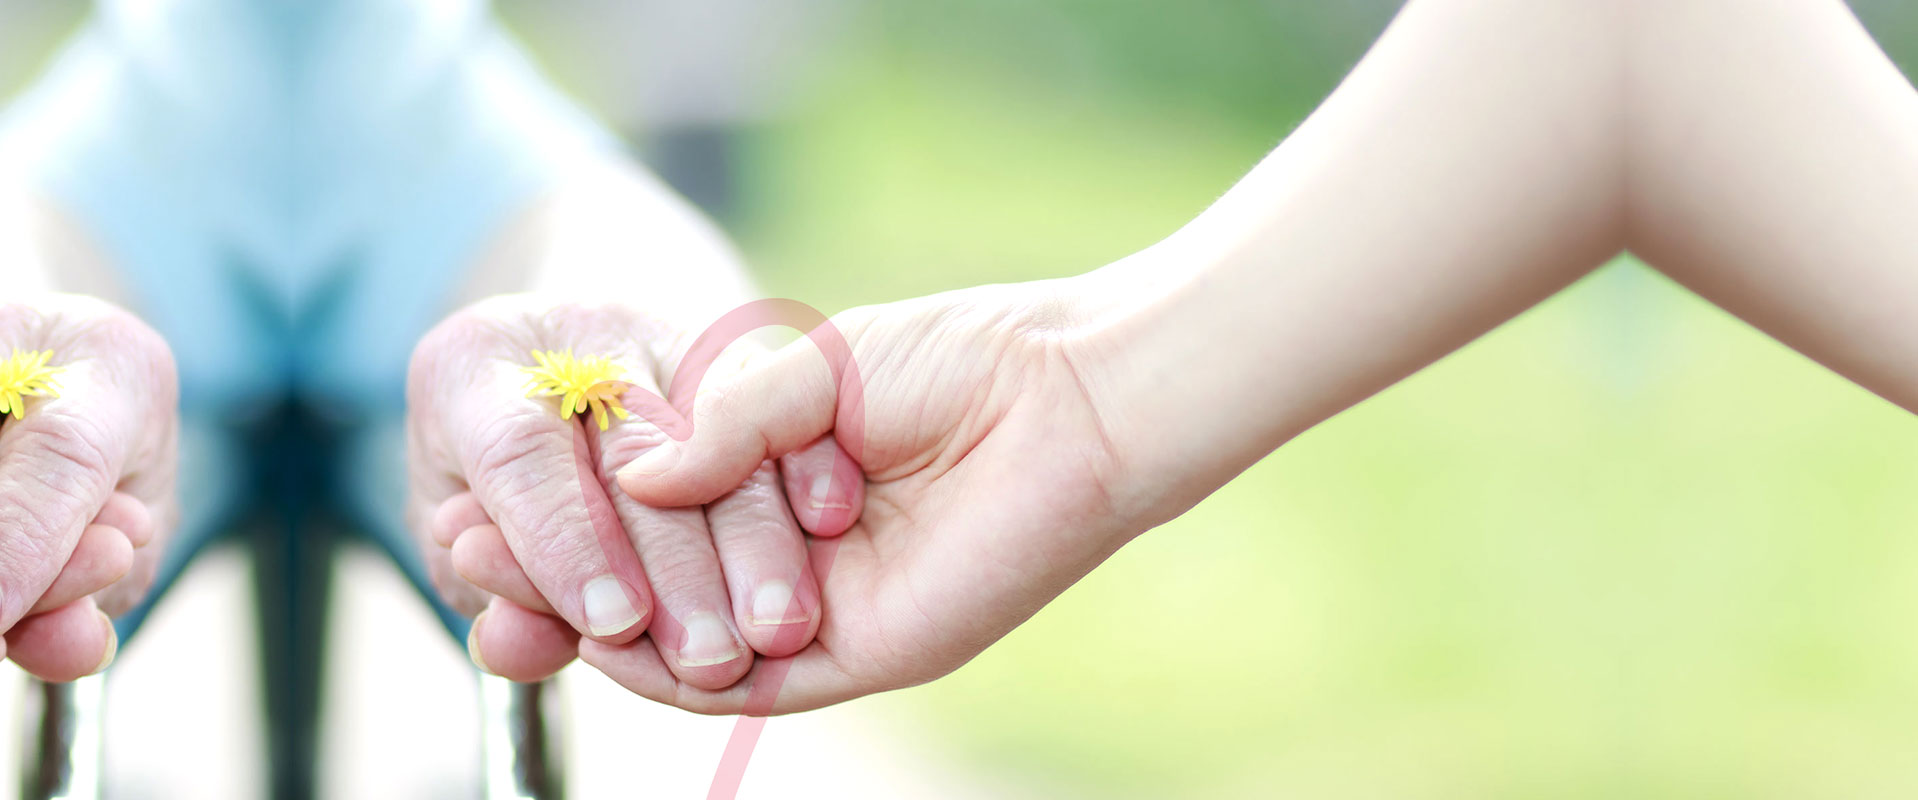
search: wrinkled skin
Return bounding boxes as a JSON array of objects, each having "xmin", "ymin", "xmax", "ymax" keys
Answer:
[
  {"xmin": 0, "ymin": 294, "xmax": 177, "ymax": 681},
  {"xmin": 494, "ymin": 282, "xmax": 1138, "ymax": 714},
  {"xmin": 406, "ymin": 294, "xmax": 861, "ymax": 687}
]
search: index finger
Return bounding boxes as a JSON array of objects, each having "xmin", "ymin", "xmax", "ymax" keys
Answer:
[
  {"xmin": 0, "ymin": 357, "xmax": 137, "ymax": 630},
  {"xmin": 442, "ymin": 355, "xmax": 654, "ymax": 643}
]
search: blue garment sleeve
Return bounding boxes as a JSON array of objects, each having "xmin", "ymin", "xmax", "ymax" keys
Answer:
[
  {"xmin": 0, "ymin": 0, "xmax": 628, "ymax": 639},
  {"xmin": 0, "ymin": 0, "xmax": 623, "ymax": 419}
]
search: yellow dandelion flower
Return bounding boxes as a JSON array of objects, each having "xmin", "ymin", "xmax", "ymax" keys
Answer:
[
  {"xmin": 0, "ymin": 348, "xmax": 63, "ymax": 422},
  {"xmin": 521, "ymin": 348, "xmax": 634, "ymax": 431}
]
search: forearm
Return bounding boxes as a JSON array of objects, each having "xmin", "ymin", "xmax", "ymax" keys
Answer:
[
  {"xmin": 1072, "ymin": 0, "xmax": 1625, "ymax": 523},
  {"xmin": 0, "ymin": 185, "xmax": 84, "ymax": 296},
  {"xmin": 461, "ymin": 158, "xmax": 760, "ymax": 337}
]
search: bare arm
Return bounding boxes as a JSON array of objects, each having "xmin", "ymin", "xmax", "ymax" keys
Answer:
[
  {"xmin": 1627, "ymin": 0, "xmax": 1918, "ymax": 413},
  {"xmin": 1081, "ymin": 0, "xmax": 1626, "ymax": 522},
  {"xmin": 0, "ymin": 180, "xmax": 126, "ymax": 300},
  {"xmin": 458, "ymin": 161, "xmax": 758, "ymax": 330}
]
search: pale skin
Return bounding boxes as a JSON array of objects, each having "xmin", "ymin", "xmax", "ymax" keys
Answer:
[
  {"xmin": 451, "ymin": 0, "xmax": 1917, "ymax": 713},
  {"xmin": 0, "ymin": 185, "xmax": 179, "ymax": 681},
  {"xmin": 1627, "ymin": 0, "xmax": 1918, "ymax": 411}
]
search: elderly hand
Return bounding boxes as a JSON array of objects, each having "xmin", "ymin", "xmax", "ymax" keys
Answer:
[
  {"xmin": 0, "ymin": 294, "xmax": 177, "ymax": 681},
  {"xmin": 407, "ymin": 294, "xmax": 860, "ymax": 687}
]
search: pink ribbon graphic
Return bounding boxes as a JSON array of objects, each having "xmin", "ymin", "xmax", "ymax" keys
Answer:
[{"xmin": 570, "ymin": 298, "xmax": 864, "ymax": 798}]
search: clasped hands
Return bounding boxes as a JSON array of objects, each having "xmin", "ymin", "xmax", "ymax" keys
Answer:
[
  {"xmin": 408, "ymin": 0, "xmax": 1918, "ymax": 714},
  {"xmin": 3, "ymin": 0, "xmax": 1894, "ymax": 717},
  {"xmin": 408, "ymin": 285, "xmax": 1132, "ymax": 714}
]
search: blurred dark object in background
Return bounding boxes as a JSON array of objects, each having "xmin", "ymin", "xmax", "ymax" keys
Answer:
[{"xmin": 497, "ymin": 0, "xmax": 852, "ymax": 222}]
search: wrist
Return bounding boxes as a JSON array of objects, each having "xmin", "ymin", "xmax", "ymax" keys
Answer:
[
  {"xmin": 470, "ymin": 161, "xmax": 759, "ymax": 324},
  {"xmin": 1057, "ymin": 237, "xmax": 1268, "ymax": 529},
  {"xmin": 0, "ymin": 188, "xmax": 126, "ymax": 300}
]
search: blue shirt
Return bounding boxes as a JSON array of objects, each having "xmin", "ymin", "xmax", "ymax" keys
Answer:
[{"xmin": 0, "ymin": 0, "xmax": 619, "ymax": 421}]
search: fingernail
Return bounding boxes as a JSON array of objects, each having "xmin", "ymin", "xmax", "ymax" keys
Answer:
[
  {"xmin": 676, "ymin": 611, "xmax": 742, "ymax": 667},
  {"xmin": 750, "ymin": 580, "xmax": 808, "ymax": 627},
  {"xmin": 90, "ymin": 611, "xmax": 118, "ymax": 676},
  {"xmin": 807, "ymin": 473, "xmax": 851, "ymax": 510},
  {"xmin": 619, "ymin": 440, "xmax": 680, "ymax": 478},
  {"xmin": 582, "ymin": 574, "xmax": 642, "ymax": 637},
  {"xmin": 467, "ymin": 611, "xmax": 493, "ymax": 675}
]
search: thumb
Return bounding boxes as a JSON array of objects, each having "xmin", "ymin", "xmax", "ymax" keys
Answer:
[{"xmin": 617, "ymin": 323, "xmax": 860, "ymax": 507}]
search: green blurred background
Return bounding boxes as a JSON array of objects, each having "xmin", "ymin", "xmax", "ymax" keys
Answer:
[{"xmin": 5, "ymin": 1, "xmax": 1918, "ymax": 796}]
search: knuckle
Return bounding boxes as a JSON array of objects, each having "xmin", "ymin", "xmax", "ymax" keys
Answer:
[
  {"xmin": 634, "ymin": 534, "xmax": 719, "ymax": 601},
  {"xmin": 464, "ymin": 416, "xmax": 602, "ymax": 568},
  {"xmin": 484, "ymin": 471, "xmax": 569, "ymax": 549},
  {"xmin": 0, "ymin": 297, "xmax": 177, "ymax": 400},
  {"xmin": 76, "ymin": 307, "xmax": 177, "ymax": 395},
  {"xmin": 410, "ymin": 309, "xmax": 507, "ymax": 393},
  {"xmin": 706, "ymin": 464, "xmax": 793, "ymax": 527},
  {"xmin": 729, "ymin": 462, "xmax": 784, "ymax": 501},
  {"xmin": 593, "ymin": 424, "xmax": 672, "ymax": 477},
  {"xmin": 0, "ymin": 507, "xmax": 58, "ymax": 578},
  {"xmin": 468, "ymin": 411, "xmax": 559, "ymax": 478},
  {"xmin": 0, "ymin": 410, "xmax": 118, "ymax": 567},
  {"xmin": 15, "ymin": 409, "xmax": 119, "ymax": 495},
  {"xmin": 696, "ymin": 381, "xmax": 739, "ymax": 424}
]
